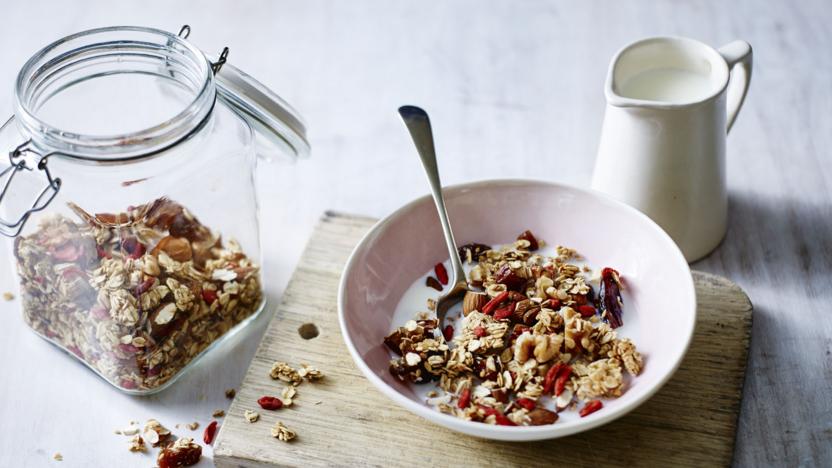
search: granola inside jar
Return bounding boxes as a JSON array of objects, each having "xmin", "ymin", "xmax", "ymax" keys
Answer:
[{"xmin": 0, "ymin": 26, "xmax": 308, "ymax": 393}]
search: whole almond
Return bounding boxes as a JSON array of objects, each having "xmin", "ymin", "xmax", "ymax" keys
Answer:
[
  {"xmin": 152, "ymin": 236, "xmax": 192, "ymax": 262},
  {"xmin": 462, "ymin": 292, "xmax": 488, "ymax": 316},
  {"xmin": 528, "ymin": 407, "xmax": 558, "ymax": 425}
]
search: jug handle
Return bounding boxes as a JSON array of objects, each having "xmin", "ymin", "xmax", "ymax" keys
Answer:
[{"xmin": 718, "ymin": 40, "xmax": 753, "ymax": 133}]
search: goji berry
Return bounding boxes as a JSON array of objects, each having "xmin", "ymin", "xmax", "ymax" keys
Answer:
[
  {"xmin": 442, "ymin": 324, "xmax": 454, "ymax": 342},
  {"xmin": 203, "ymin": 420, "xmax": 218, "ymax": 445},
  {"xmin": 515, "ymin": 398, "xmax": 536, "ymax": 411},
  {"xmin": 458, "ymin": 387, "xmax": 471, "ymax": 409},
  {"xmin": 555, "ymin": 365, "xmax": 572, "ymax": 396},
  {"xmin": 434, "ymin": 262, "xmax": 449, "ymax": 285},
  {"xmin": 257, "ymin": 396, "xmax": 283, "ymax": 410},
  {"xmin": 579, "ymin": 400, "xmax": 603, "ymax": 417},
  {"xmin": 482, "ymin": 291, "xmax": 509, "ymax": 315},
  {"xmin": 477, "ymin": 405, "xmax": 516, "ymax": 426},
  {"xmin": 543, "ymin": 362, "xmax": 564, "ymax": 395}
]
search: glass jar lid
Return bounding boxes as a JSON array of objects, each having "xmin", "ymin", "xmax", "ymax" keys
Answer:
[{"xmin": 0, "ymin": 25, "xmax": 310, "ymax": 236}]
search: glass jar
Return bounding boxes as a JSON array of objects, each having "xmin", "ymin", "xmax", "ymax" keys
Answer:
[{"xmin": 0, "ymin": 26, "xmax": 309, "ymax": 394}]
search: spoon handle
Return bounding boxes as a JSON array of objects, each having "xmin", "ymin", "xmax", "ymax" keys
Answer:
[{"xmin": 398, "ymin": 105, "xmax": 467, "ymax": 286}]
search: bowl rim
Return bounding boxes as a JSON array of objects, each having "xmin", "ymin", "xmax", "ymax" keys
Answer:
[{"xmin": 337, "ymin": 178, "xmax": 697, "ymax": 441}]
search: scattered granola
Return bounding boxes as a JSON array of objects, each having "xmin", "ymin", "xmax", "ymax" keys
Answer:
[
  {"xmin": 271, "ymin": 421, "xmax": 296, "ymax": 442},
  {"xmin": 128, "ymin": 435, "xmax": 146, "ymax": 452},
  {"xmin": 212, "ymin": 409, "xmax": 225, "ymax": 418},
  {"xmin": 225, "ymin": 388, "xmax": 236, "ymax": 399},
  {"xmin": 281, "ymin": 386, "xmax": 296, "ymax": 406},
  {"xmin": 2, "ymin": 292, "xmax": 14, "ymax": 301},
  {"xmin": 186, "ymin": 422, "xmax": 199, "ymax": 431},
  {"xmin": 244, "ymin": 409, "xmax": 260, "ymax": 423},
  {"xmin": 53, "ymin": 452, "xmax": 63, "ymax": 461},
  {"xmin": 269, "ymin": 361, "xmax": 302, "ymax": 385},
  {"xmin": 14, "ymin": 198, "xmax": 263, "ymax": 392},
  {"xmin": 298, "ymin": 363, "xmax": 323, "ymax": 381},
  {"xmin": 157, "ymin": 437, "xmax": 202, "ymax": 468},
  {"xmin": 142, "ymin": 419, "xmax": 171, "ymax": 447},
  {"xmin": 383, "ymin": 230, "xmax": 643, "ymax": 426}
]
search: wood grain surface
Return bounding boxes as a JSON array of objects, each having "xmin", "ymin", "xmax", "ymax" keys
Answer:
[{"xmin": 213, "ymin": 212, "xmax": 753, "ymax": 468}]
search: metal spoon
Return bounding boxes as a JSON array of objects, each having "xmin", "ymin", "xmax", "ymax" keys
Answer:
[{"xmin": 398, "ymin": 105, "xmax": 479, "ymax": 325}]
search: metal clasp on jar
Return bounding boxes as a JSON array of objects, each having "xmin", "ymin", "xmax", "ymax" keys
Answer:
[{"xmin": 0, "ymin": 137, "xmax": 62, "ymax": 237}]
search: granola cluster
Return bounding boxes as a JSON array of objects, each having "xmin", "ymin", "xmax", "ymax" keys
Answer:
[
  {"xmin": 14, "ymin": 198, "xmax": 263, "ymax": 392},
  {"xmin": 384, "ymin": 231, "xmax": 643, "ymax": 426}
]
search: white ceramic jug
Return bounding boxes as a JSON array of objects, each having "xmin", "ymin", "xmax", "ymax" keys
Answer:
[{"xmin": 591, "ymin": 37, "xmax": 752, "ymax": 262}]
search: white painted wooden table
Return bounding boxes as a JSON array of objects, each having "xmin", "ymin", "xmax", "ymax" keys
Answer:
[{"xmin": 0, "ymin": 1, "xmax": 828, "ymax": 466}]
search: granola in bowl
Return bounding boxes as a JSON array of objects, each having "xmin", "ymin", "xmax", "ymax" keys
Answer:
[
  {"xmin": 14, "ymin": 197, "xmax": 263, "ymax": 393},
  {"xmin": 383, "ymin": 230, "xmax": 643, "ymax": 426}
]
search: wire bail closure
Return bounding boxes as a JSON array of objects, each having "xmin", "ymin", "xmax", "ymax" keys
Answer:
[
  {"xmin": 0, "ymin": 139, "xmax": 62, "ymax": 237},
  {"xmin": 178, "ymin": 25, "xmax": 229, "ymax": 75}
]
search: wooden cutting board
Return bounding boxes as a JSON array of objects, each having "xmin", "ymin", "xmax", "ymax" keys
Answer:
[{"xmin": 213, "ymin": 212, "xmax": 753, "ymax": 468}]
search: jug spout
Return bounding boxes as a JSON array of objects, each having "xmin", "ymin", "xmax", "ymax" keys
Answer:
[{"xmin": 604, "ymin": 36, "xmax": 730, "ymax": 109}]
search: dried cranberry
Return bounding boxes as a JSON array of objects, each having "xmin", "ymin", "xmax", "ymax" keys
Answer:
[
  {"xmin": 473, "ymin": 326, "xmax": 487, "ymax": 338},
  {"xmin": 515, "ymin": 398, "xmax": 536, "ymax": 411},
  {"xmin": 121, "ymin": 237, "xmax": 146, "ymax": 259},
  {"xmin": 579, "ymin": 400, "xmax": 603, "ymax": 417},
  {"xmin": 202, "ymin": 289, "xmax": 218, "ymax": 305},
  {"xmin": 457, "ymin": 387, "xmax": 471, "ymax": 409},
  {"xmin": 52, "ymin": 243, "xmax": 82, "ymax": 262},
  {"xmin": 495, "ymin": 264, "xmax": 525, "ymax": 291},
  {"xmin": 203, "ymin": 420, "xmax": 218, "ymax": 445},
  {"xmin": 434, "ymin": 262, "xmax": 448, "ymax": 285},
  {"xmin": 425, "ymin": 276, "xmax": 443, "ymax": 291},
  {"xmin": 120, "ymin": 379, "xmax": 137, "ymax": 390},
  {"xmin": 257, "ymin": 396, "xmax": 283, "ymax": 410},
  {"xmin": 578, "ymin": 304, "xmax": 596, "ymax": 318},
  {"xmin": 516, "ymin": 230, "xmax": 539, "ymax": 250},
  {"xmin": 442, "ymin": 324, "xmax": 454, "ymax": 342},
  {"xmin": 147, "ymin": 365, "xmax": 162, "ymax": 376}
]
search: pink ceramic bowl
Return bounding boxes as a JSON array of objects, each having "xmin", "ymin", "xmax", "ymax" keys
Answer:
[{"xmin": 338, "ymin": 179, "xmax": 696, "ymax": 441}]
